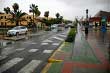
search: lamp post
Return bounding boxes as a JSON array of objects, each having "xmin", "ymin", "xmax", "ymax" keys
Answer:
[
  {"xmin": 85, "ymin": 9, "xmax": 89, "ymax": 35},
  {"xmin": 86, "ymin": 9, "xmax": 89, "ymax": 26}
]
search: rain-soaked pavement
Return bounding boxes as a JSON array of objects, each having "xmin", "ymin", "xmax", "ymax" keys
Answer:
[
  {"xmin": 61, "ymin": 24, "xmax": 110, "ymax": 73},
  {"xmin": 73, "ymin": 24, "xmax": 110, "ymax": 73},
  {"xmin": 0, "ymin": 29, "xmax": 69, "ymax": 73}
]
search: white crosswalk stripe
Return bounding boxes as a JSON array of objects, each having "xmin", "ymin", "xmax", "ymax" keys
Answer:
[
  {"xmin": 18, "ymin": 60, "xmax": 42, "ymax": 73},
  {"xmin": 28, "ymin": 49, "xmax": 38, "ymax": 52},
  {"xmin": 52, "ymin": 36, "xmax": 64, "ymax": 41},
  {"xmin": 23, "ymin": 42, "xmax": 37, "ymax": 45},
  {"xmin": 42, "ymin": 39, "xmax": 53, "ymax": 43},
  {"xmin": 0, "ymin": 58, "xmax": 23, "ymax": 73},
  {"xmin": 58, "ymin": 34, "xmax": 66, "ymax": 37},
  {"xmin": 16, "ymin": 48, "xmax": 25, "ymax": 51},
  {"xmin": 41, "ymin": 43, "xmax": 48, "ymax": 45},
  {"xmin": 43, "ymin": 50, "xmax": 53, "ymax": 53},
  {"xmin": 4, "ymin": 47, "xmax": 13, "ymax": 50},
  {"xmin": 0, "ymin": 55, "xmax": 7, "ymax": 60},
  {"xmin": 52, "ymin": 43, "xmax": 60, "ymax": 46},
  {"xmin": 30, "ymin": 43, "xmax": 37, "ymax": 44}
]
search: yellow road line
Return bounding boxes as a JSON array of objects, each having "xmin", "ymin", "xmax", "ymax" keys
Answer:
[
  {"xmin": 41, "ymin": 42, "xmax": 65, "ymax": 73},
  {"xmin": 41, "ymin": 63, "xmax": 52, "ymax": 73}
]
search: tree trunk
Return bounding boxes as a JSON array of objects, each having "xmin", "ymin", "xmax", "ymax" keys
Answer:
[{"xmin": 16, "ymin": 21, "xmax": 19, "ymax": 26}]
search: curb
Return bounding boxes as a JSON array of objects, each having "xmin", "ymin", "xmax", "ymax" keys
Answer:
[{"xmin": 41, "ymin": 42, "xmax": 65, "ymax": 73}]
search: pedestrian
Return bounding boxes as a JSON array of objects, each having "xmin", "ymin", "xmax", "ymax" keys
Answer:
[
  {"xmin": 85, "ymin": 25, "xmax": 88, "ymax": 40},
  {"xmin": 85, "ymin": 25, "xmax": 88, "ymax": 35}
]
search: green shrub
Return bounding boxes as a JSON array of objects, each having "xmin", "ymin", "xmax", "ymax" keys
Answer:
[{"xmin": 65, "ymin": 28, "xmax": 76, "ymax": 42}]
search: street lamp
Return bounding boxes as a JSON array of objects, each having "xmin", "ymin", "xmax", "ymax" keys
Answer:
[
  {"xmin": 85, "ymin": 9, "xmax": 89, "ymax": 36},
  {"xmin": 86, "ymin": 9, "xmax": 89, "ymax": 26}
]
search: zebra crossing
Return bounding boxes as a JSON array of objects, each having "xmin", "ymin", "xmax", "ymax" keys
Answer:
[
  {"xmin": 18, "ymin": 60, "xmax": 42, "ymax": 73},
  {"xmin": 0, "ymin": 58, "xmax": 23, "ymax": 73},
  {"xmin": 0, "ymin": 33, "xmax": 67, "ymax": 73}
]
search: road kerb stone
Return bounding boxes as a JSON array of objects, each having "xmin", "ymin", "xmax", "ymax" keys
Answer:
[{"xmin": 41, "ymin": 42, "xmax": 65, "ymax": 73}]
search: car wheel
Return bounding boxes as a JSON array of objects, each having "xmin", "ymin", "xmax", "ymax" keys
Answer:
[
  {"xmin": 16, "ymin": 32, "xmax": 19, "ymax": 36},
  {"xmin": 25, "ymin": 31, "xmax": 28, "ymax": 35},
  {"xmin": 8, "ymin": 34, "xmax": 12, "ymax": 37}
]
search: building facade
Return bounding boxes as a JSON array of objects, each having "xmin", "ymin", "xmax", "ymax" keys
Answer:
[
  {"xmin": 0, "ymin": 13, "xmax": 35, "ymax": 27},
  {"xmin": 89, "ymin": 11, "xmax": 110, "ymax": 26}
]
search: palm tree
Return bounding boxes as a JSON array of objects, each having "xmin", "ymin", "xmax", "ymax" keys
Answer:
[
  {"xmin": 4, "ymin": 7, "xmax": 10, "ymax": 14},
  {"xmin": 56, "ymin": 13, "xmax": 60, "ymax": 19},
  {"xmin": 9, "ymin": 10, "xmax": 26, "ymax": 26},
  {"xmin": 29, "ymin": 4, "xmax": 40, "ymax": 23},
  {"xmin": 6, "ymin": 3, "xmax": 26, "ymax": 26},
  {"xmin": 12, "ymin": 3, "xmax": 19, "ymax": 13},
  {"xmin": 59, "ymin": 16, "xmax": 63, "ymax": 23},
  {"xmin": 44, "ymin": 11, "xmax": 49, "ymax": 19},
  {"xmin": 34, "ymin": 8, "xmax": 40, "ymax": 17}
]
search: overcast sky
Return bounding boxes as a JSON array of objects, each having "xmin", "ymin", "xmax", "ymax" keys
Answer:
[{"xmin": 0, "ymin": 0, "xmax": 110, "ymax": 20}]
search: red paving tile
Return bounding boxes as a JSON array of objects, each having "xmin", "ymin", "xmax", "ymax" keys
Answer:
[
  {"xmin": 61, "ymin": 62, "xmax": 73, "ymax": 73},
  {"xmin": 92, "ymin": 47, "xmax": 109, "ymax": 64},
  {"xmin": 73, "ymin": 62, "xmax": 110, "ymax": 69},
  {"xmin": 61, "ymin": 62, "xmax": 110, "ymax": 73}
]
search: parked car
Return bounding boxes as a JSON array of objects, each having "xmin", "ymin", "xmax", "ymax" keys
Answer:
[{"xmin": 7, "ymin": 26, "xmax": 28, "ymax": 36}]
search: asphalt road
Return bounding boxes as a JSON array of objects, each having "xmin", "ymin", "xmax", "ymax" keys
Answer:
[{"xmin": 0, "ymin": 29, "xmax": 69, "ymax": 73}]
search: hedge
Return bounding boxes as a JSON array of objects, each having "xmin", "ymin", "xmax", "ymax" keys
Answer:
[{"xmin": 65, "ymin": 28, "xmax": 76, "ymax": 42}]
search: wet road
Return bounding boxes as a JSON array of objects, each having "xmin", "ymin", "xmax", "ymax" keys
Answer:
[{"xmin": 0, "ymin": 29, "xmax": 69, "ymax": 73}]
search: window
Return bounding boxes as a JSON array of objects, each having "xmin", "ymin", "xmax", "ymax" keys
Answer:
[
  {"xmin": 4, "ymin": 16, "xmax": 6, "ymax": 19},
  {"xmin": 21, "ymin": 26, "xmax": 26, "ymax": 29},
  {"xmin": 1, "ymin": 16, "xmax": 3, "ymax": 19},
  {"xmin": 29, "ymin": 17, "xmax": 31, "ymax": 19},
  {"xmin": 5, "ymin": 22, "xmax": 6, "ymax": 25},
  {"xmin": 1, "ymin": 22, "xmax": 4, "ymax": 25}
]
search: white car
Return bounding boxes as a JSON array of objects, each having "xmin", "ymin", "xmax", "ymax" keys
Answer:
[{"xmin": 7, "ymin": 26, "xmax": 28, "ymax": 36}]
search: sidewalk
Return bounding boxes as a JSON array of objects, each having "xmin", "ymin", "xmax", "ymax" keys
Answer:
[{"xmin": 42, "ymin": 24, "xmax": 110, "ymax": 73}]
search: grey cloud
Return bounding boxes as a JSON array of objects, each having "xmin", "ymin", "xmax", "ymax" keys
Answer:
[{"xmin": 58, "ymin": 0, "xmax": 110, "ymax": 12}]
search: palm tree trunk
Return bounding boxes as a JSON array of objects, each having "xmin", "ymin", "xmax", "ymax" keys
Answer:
[
  {"xmin": 16, "ymin": 21, "xmax": 19, "ymax": 26},
  {"xmin": 33, "ymin": 13, "xmax": 34, "ymax": 24}
]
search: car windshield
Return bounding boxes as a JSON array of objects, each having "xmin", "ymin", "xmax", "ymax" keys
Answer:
[{"xmin": 12, "ymin": 27, "xmax": 20, "ymax": 30}]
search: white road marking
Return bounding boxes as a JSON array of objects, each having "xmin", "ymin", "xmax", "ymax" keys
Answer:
[
  {"xmin": 58, "ymin": 34, "xmax": 66, "ymax": 37},
  {"xmin": 28, "ymin": 49, "xmax": 38, "ymax": 52},
  {"xmin": 23, "ymin": 41, "xmax": 36, "ymax": 45},
  {"xmin": 18, "ymin": 60, "xmax": 42, "ymax": 73},
  {"xmin": 31, "ymin": 43, "xmax": 37, "ymax": 44},
  {"xmin": 43, "ymin": 50, "xmax": 53, "ymax": 53},
  {"xmin": 41, "ymin": 43, "xmax": 48, "ymax": 45},
  {"xmin": 16, "ymin": 48, "xmax": 25, "ymax": 51},
  {"xmin": 0, "ymin": 55, "xmax": 7, "ymax": 60},
  {"xmin": 52, "ymin": 37, "xmax": 64, "ymax": 41},
  {"xmin": 0, "ymin": 58, "xmax": 23, "ymax": 73},
  {"xmin": 42, "ymin": 39, "xmax": 53, "ymax": 43},
  {"xmin": 4, "ymin": 47, "xmax": 13, "ymax": 50},
  {"xmin": 52, "ymin": 43, "xmax": 60, "ymax": 46}
]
